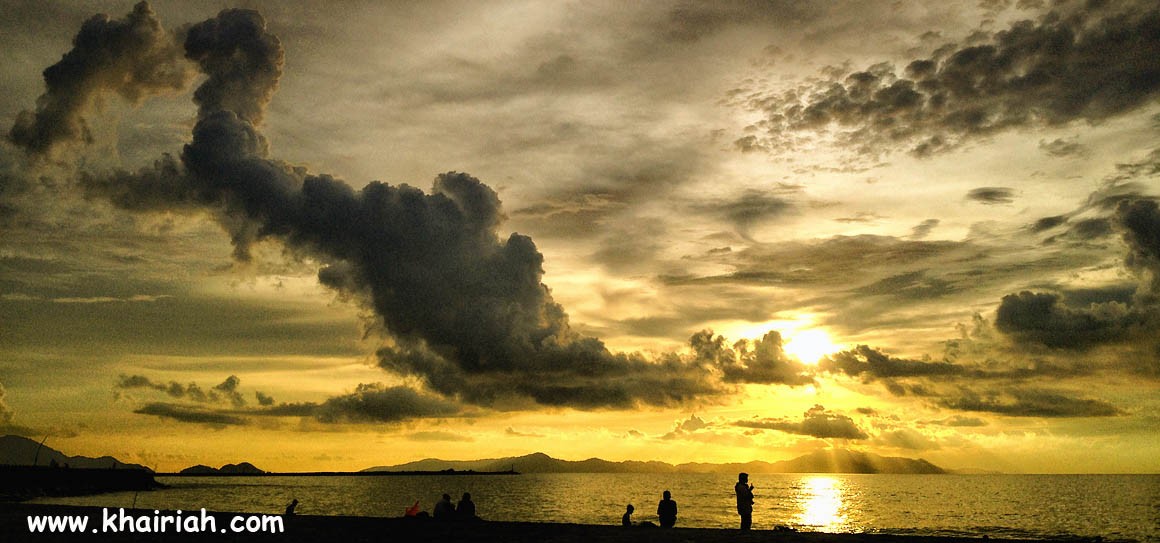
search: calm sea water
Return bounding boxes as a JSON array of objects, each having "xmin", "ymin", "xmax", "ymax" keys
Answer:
[{"xmin": 30, "ymin": 474, "xmax": 1160, "ymax": 541}]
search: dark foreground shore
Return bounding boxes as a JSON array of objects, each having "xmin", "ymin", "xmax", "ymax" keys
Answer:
[{"xmin": 3, "ymin": 504, "xmax": 1070, "ymax": 543}]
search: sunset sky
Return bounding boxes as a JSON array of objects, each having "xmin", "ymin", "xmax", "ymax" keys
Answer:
[{"xmin": 1, "ymin": 0, "xmax": 1158, "ymax": 474}]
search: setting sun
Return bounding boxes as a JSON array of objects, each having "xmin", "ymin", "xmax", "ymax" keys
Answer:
[{"xmin": 784, "ymin": 329, "xmax": 842, "ymax": 365}]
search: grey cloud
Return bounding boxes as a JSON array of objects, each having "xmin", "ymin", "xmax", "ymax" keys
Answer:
[
  {"xmin": 212, "ymin": 375, "xmax": 245, "ymax": 407},
  {"xmin": 1039, "ymin": 137, "xmax": 1086, "ymax": 157},
  {"xmin": 1032, "ymin": 215, "xmax": 1068, "ymax": 233},
  {"xmin": 855, "ymin": 270, "xmax": 957, "ymax": 300},
  {"xmin": 689, "ymin": 329, "xmax": 814, "ymax": 386},
  {"xmin": 183, "ymin": 8, "xmax": 283, "ymax": 125},
  {"xmin": 667, "ymin": 235, "xmax": 964, "ymax": 289},
  {"xmin": 116, "ymin": 373, "xmax": 247, "ymax": 406},
  {"xmin": 910, "ymin": 219, "xmax": 940, "ymax": 239},
  {"xmin": 734, "ymin": 405, "xmax": 869, "ymax": 440},
  {"xmin": 314, "ymin": 383, "xmax": 459, "ymax": 424},
  {"xmin": 405, "ymin": 431, "xmax": 473, "ymax": 442},
  {"xmin": 1117, "ymin": 199, "xmax": 1160, "ymax": 299},
  {"xmin": 941, "ymin": 388, "xmax": 1122, "ymax": 417},
  {"xmin": 995, "ymin": 198, "xmax": 1160, "ymax": 351},
  {"xmin": 695, "ymin": 190, "xmax": 795, "ymax": 240},
  {"xmin": 995, "ymin": 291, "xmax": 1137, "ymax": 350},
  {"xmin": 7, "ymin": 1, "xmax": 191, "ymax": 155},
  {"xmin": 22, "ymin": 4, "xmax": 723, "ymax": 410},
  {"xmin": 504, "ymin": 427, "xmax": 545, "ymax": 438},
  {"xmin": 938, "ymin": 415, "xmax": 988, "ymax": 427},
  {"xmin": 122, "ymin": 374, "xmax": 462, "ymax": 425},
  {"xmin": 967, "ymin": 187, "xmax": 1016, "ymax": 205},
  {"xmin": 134, "ymin": 402, "xmax": 247, "ymax": 427},
  {"xmin": 822, "ymin": 345, "xmax": 964, "ymax": 380},
  {"xmin": 738, "ymin": 2, "xmax": 1160, "ymax": 157}
]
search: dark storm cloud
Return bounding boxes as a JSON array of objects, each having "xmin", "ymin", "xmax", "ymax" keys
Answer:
[
  {"xmin": 940, "ymin": 388, "xmax": 1122, "ymax": 417},
  {"xmin": 313, "ymin": 383, "xmax": 459, "ymax": 423},
  {"xmin": 118, "ymin": 374, "xmax": 461, "ymax": 425},
  {"xmin": 116, "ymin": 374, "xmax": 247, "ymax": 406},
  {"xmin": 183, "ymin": 8, "xmax": 282, "ymax": 125},
  {"xmin": 734, "ymin": 405, "xmax": 869, "ymax": 439},
  {"xmin": 10, "ymin": 4, "xmax": 724, "ymax": 411},
  {"xmin": 967, "ymin": 187, "xmax": 1016, "ymax": 205},
  {"xmin": 134, "ymin": 402, "xmax": 246, "ymax": 427},
  {"xmin": 738, "ymin": 1, "xmax": 1160, "ymax": 157},
  {"xmin": 212, "ymin": 375, "xmax": 245, "ymax": 407},
  {"xmin": 995, "ymin": 291, "xmax": 1137, "ymax": 349},
  {"xmin": 7, "ymin": 2, "xmax": 190, "ymax": 155},
  {"xmin": 1117, "ymin": 198, "xmax": 1160, "ymax": 298},
  {"xmin": 822, "ymin": 345, "xmax": 964, "ymax": 380},
  {"xmin": 688, "ymin": 329, "xmax": 814, "ymax": 386},
  {"xmin": 996, "ymin": 198, "xmax": 1160, "ymax": 350}
]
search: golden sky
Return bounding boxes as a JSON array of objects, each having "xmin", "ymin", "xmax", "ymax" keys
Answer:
[{"xmin": 1, "ymin": 0, "xmax": 1158, "ymax": 474}]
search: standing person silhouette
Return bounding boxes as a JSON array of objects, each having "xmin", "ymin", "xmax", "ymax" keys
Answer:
[
  {"xmin": 735, "ymin": 473, "xmax": 754, "ymax": 530},
  {"xmin": 657, "ymin": 490, "xmax": 678, "ymax": 528}
]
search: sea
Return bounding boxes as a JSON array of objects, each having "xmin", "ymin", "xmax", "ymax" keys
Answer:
[{"xmin": 27, "ymin": 473, "xmax": 1160, "ymax": 541}]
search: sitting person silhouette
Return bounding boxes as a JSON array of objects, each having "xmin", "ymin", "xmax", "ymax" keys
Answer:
[
  {"xmin": 457, "ymin": 492, "xmax": 477, "ymax": 520},
  {"xmin": 433, "ymin": 494, "xmax": 455, "ymax": 520},
  {"xmin": 657, "ymin": 490, "xmax": 678, "ymax": 528},
  {"xmin": 622, "ymin": 504, "xmax": 634, "ymax": 526},
  {"xmin": 284, "ymin": 499, "xmax": 298, "ymax": 516}
]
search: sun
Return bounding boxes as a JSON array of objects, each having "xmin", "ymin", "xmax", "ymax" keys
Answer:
[{"xmin": 783, "ymin": 329, "xmax": 842, "ymax": 365}]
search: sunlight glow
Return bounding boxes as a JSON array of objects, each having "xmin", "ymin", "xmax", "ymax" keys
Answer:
[
  {"xmin": 796, "ymin": 476, "xmax": 848, "ymax": 532},
  {"xmin": 784, "ymin": 329, "xmax": 842, "ymax": 365}
]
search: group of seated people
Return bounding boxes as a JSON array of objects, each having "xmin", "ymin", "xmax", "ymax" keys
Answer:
[
  {"xmin": 623, "ymin": 490, "xmax": 677, "ymax": 528},
  {"xmin": 405, "ymin": 492, "xmax": 477, "ymax": 520}
]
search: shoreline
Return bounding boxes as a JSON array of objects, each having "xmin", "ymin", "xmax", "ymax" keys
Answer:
[{"xmin": 3, "ymin": 503, "xmax": 1083, "ymax": 542}]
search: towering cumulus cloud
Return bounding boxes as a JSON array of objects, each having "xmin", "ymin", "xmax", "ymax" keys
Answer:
[
  {"xmin": 7, "ymin": 2, "xmax": 190, "ymax": 155},
  {"xmin": 12, "ymin": 3, "xmax": 731, "ymax": 409}
]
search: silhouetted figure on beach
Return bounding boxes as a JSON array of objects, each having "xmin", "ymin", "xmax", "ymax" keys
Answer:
[
  {"xmin": 622, "ymin": 504, "xmax": 634, "ymax": 526},
  {"xmin": 434, "ymin": 493, "xmax": 455, "ymax": 520},
  {"xmin": 457, "ymin": 492, "xmax": 477, "ymax": 520},
  {"xmin": 657, "ymin": 490, "xmax": 678, "ymax": 528},
  {"xmin": 284, "ymin": 499, "xmax": 298, "ymax": 516},
  {"xmin": 735, "ymin": 473, "xmax": 754, "ymax": 530}
]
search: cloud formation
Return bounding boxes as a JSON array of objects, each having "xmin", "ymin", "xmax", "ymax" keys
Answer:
[
  {"xmin": 996, "ymin": 197, "xmax": 1160, "ymax": 352},
  {"xmin": 120, "ymin": 374, "xmax": 461, "ymax": 427},
  {"xmin": 15, "ymin": 3, "xmax": 726, "ymax": 411},
  {"xmin": 735, "ymin": 1, "xmax": 1160, "ymax": 157},
  {"xmin": 734, "ymin": 405, "xmax": 869, "ymax": 440},
  {"xmin": 7, "ymin": 2, "xmax": 190, "ymax": 155}
]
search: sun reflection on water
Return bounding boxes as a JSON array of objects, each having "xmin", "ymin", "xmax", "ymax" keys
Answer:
[{"xmin": 795, "ymin": 476, "xmax": 848, "ymax": 532}]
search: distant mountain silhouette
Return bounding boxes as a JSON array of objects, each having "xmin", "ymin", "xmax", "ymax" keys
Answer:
[
  {"xmin": 178, "ymin": 462, "xmax": 265, "ymax": 475},
  {"xmin": 365, "ymin": 449, "xmax": 945, "ymax": 474},
  {"xmin": 0, "ymin": 435, "xmax": 149, "ymax": 471}
]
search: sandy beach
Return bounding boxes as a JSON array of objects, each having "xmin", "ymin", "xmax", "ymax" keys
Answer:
[{"xmin": 2, "ymin": 503, "xmax": 1072, "ymax": 543}]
